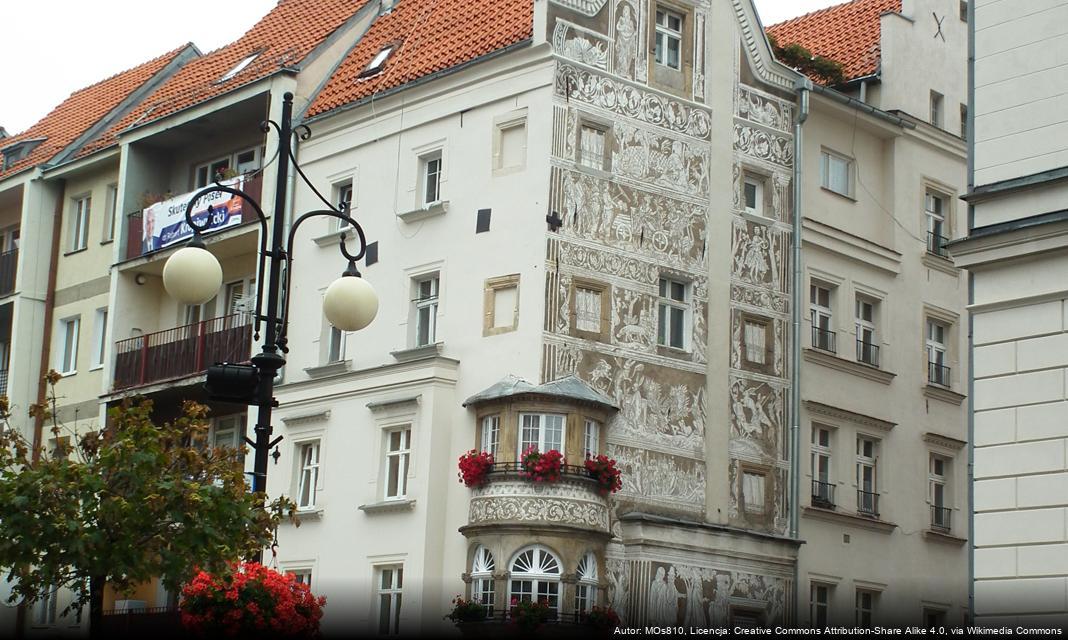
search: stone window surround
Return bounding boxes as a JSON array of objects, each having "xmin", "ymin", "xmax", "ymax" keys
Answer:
[
  {"xmin": 647, "ymin": 0, "xmax": 696, "ymax": 98},
  {"xmin": 574, "ymin": 112, "xmax": 614, "ymax": 174},
  {"xmin": 569, "ymin": 276, "xmax": 611, "ymax": 343},
  {"xmin": 483, "ymin": 273, "xmax": 521, "ymax": 337}
]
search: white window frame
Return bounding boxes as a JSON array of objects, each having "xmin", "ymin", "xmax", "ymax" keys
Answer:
[
  {"xmin": 375, "ymin": 564, "xmax": 403, "ymax": 635},
  {"xmin": 574, "ymin": 286, "xmax": 602, "ymax": 334},
  {"xmin": 103, "ymin": 183, "xmax": 117, "ymax": 243},
  {"xmin": 212, "ymin": 415, "xmax": 246, "ymax": 451},
  {"xmin": 362, "ymin": 45, "xmax": 396, "ymax": 77},
  {"xmin": 332, "ymin": 180, "xmax": 354, "ymax": 231},
  {"xmin": 419, "ymin": 151, "xmax": 443, "ymax": 207},
  {"xmin": 194, "ymin": 147, "xmax": 259, "ymax": 188},
  {"xmin": 413, "ymin": 275, "xmax": 439, "ymax": 347},
  {"xmin": 654, "ymin": 7, "xmax": 684, "ymax": 70},
  {"xmin": 508, "ymin": 546, "xmax": 561, "ymax": 615},
  {"xmin": 297, "ymin": 441, "xmax": 321, "ymax": 510},
  {"xmin": 856, "ymin": 436, "xmax": 878, "ymax": 515},
  {"xmin": 384, "ymin": 427, "xmax": 411, "ymax": 501},
  {"xmin": 91, "ymin": 307, "xmax": 108, "ymax": 370},
  {"xmin": 855, "ymin": 295, "xmax": 877, "ymax": 364},
  {"xmin": 480, "ymin": 415, "xmax": 500, "ymax": 457},
  {"xmin": 930, "ymin": 454, "xmax": 950, "ymax": 529},
  {"xmin": 743, "ymin": 176, "xmax": 764, "ymax": 216},
  {"xmin": 820, "ymin": 149, "xmax": 853, "ymax": 197},
  {"xmin": 810, "ymin": 283, "xmax": 834, "ymax": 352},
  {"xmin": 810, "ymin": 583, "xmax": 830, "ymax": 627},
  {"xmin": 575, "ymin": 552, "xmax": 598, "ymax": 613},
  {"xmin": 926, "ymin": 190, "xmax": 948, "ymax": 254},
  {"xmin": 326, "ymin": 326, "xmax": 346, "ymax": 363},
  {"xmin": 33, "ymin": 585, "xmax": 57, "ymax": 626},
  {"xmin": 811, "ymin": 426, "xmax": 832, "ymax": 502},
  {"xmin": 930, "ymin": 90, "xmax": 944, "ymax": 128},
  {"xmin": 471, "ymin": 546, "xmax": 496, "ymax": 616},
  {"xmin": 657, "ymin": 277, "xmax": 689, "ymax": 350},
  {"xmin": 855, "ymin": 589, "xmax": 875, "ymax": 626},
  {"xmin": 927, "ymin": 319, "xmax": 948, "ymax": 385},
  {"xmin": 70, "ymin": 195, "xmax": 91, "ymax": 251},
  {"xmin": 518, "ymin": 413, "xmax": 565, "ymax": 456},
  {"xmin": 583, "ymin": 419, "xmax": 599, "ymax": 458},
  {"xmin": 57, "ymin": 316, "xmax": 80, "ymax": 375},
  {"xmin": 494, "ymin": 115, "xmax": 528, "ymax": 173}
]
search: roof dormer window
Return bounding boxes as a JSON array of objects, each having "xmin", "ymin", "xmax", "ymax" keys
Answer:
[
  {"xmin": 218, "ymin": 52, "xmax": 261, "ymax": 83},
  {"xmin": 1, "ymin": 138, "xmax": 45, "ymax": 171},
  {"xmin": 359, "ymin": 44, "xmax": 397, "ymax": 79}
]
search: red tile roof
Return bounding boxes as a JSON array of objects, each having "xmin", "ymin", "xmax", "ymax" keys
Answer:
[
  {"xmin": 307, "ymin": 0, "xmax": 533, "ymax": 119},
  {"xmin": 0, "ymin": 45, "xmax": 189, "ymax": 180},
  {"xmin": 79, "ymin": 0, "xmax": 373, "ymax": 157},
  {"xmin": 766, "ymin": 0, "xmax": 902, "ymax": 83}
]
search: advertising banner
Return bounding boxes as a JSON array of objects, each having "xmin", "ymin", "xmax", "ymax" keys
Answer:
[{"xmin": 141, "ymin": 177, "xmax": 245, "ymax": 253}]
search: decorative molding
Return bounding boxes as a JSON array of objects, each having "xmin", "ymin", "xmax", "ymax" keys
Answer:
[
  {"xmin": 923, "ymin": 529, "xmax": 967, "ymax": 546},
  {"xmin": 549, "ymin": 0, "xmax": 609, "ymax": 17},
  {"xmin": 922, "ymin": 252, "xmax": 960, "ymax": 277},
  {"xmin": 359, "ymin": 499, "xmax": 417, "ymax": 514},
  {"xmin": 366, "ymin": 395, "xmax": 421, "ymax": 412},
  {"xmin": 390, "ymin": 342, "xmax": 443, "ymax": 362},
  {"xmin": 311, "ymin": 226, "xmax": 355, "ymax": 247},
  {"xmin": 729, "ymin": 0, "xmax": 799, "ymax": 91},
  {"xmin": 802, "ymin": 218, "xmax": 902, "ymax": 275},
  {"xmin": 293, "ymin": 508, "xmax": 324, "ymax": 521},
  {"xmin": 922, "ymin": 384, "xmax": 966, "ymax": 406},
  {"xmin": 397, "ymin": 200, "xmax": 449, "ymax": 223},
  {"xmin": 801, "ymin": 348, "xmax": 896, "ymax": 385},
  {"xmin": 468, "ymin": 477, "xmax": 609, "ymax": 533},
  {"xmin": 803, "ymin": 400, "xmax": 896, "ymax": 432},
  {"xmin": 280, "ymin": 410, "xmax": 331, "ymax": 426},
  {"xmin": 923, "ymin": 432, "xmax": 966, "ymax": 450},
  {"xmin": 802, "ymin": 506, "xmax": 897, "ymax": 534},
  {"xmin": 304, "ymin": 360, "xmax": 351, "ymax": 379}
]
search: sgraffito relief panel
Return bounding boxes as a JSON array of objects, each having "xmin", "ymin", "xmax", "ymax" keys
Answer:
[
  {"xmin": 608, "ymin": 444, "xmax": 705, "ymax": 509},
  {"xmin": 692, "ymin": 9, "xmax": 706, "ymax": 103},
  {"xmin": 614, "ymin": 122, "xmax": 710, "ymax": 197},
  {"xmin": 727, "ymin": 461, "xmax": 789, "ymax": 533},
  {"xmin": 730, "ymin": 309, "xmax": 785, "ymax": 377},
  {"xmin": 612, "ymin": 0, "xmax": 640, "ymax": 80},
  {"xmin": 728, "ymin": 377, "xmax": 785, "ymax": 461},
  {"xmin": 736, "ymin": 85, "xmax": 794, "ymax": 132},
  {"xmin": 734, "ymin": 123, "xmax": 794, "ymax": 168},
  {"xmin": 553, "ymin": 20, "xmax": 610, "ymax": 70},
  {"xmin": 731, "ymin": 282, "xmax": 788, "ymax": 316},
  {"xmin": 731, "ymin": 219, "xmax": 787, "ymax": 291}
]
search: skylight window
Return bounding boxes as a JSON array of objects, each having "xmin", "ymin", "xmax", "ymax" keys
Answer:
[
  {"xmin": 219, "ymin": 52, "xmax": 260, "ymax": 83},
  {"xmin": 359, "ymin": 44, "xmax": 396, "ymax": 78}
]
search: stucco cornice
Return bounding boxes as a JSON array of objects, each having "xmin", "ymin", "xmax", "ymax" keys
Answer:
[
  {"xmin": 802, "ymin": 218, "xmax": 901, "ymax": 274},
  {"xmin": 803, "ymin": 400, "xmax": 895, "ymax": 432}
]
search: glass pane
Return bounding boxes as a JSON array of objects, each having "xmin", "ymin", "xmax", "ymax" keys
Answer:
[
  {"xmin": 670, "ymin": 307, "xmax": 684, "ymax": 348},
  {"xmin": 390, "ymin": 431, "xmax": 402, "ymax": 452},
  {"xmin": 400, "ymin": 453, "xmax": 409, "ymax": 495},
  {"xmin": 670, "ymin": 281, "xmax": 685, "ymax": 301},
  {"xmin": 657, "ymin": 304, "xmax": 668, "ymax": 344},
  {"xmin": 387, "ymin": 456, "xmax": 399, "ymax": 497},
  {"xmin": 397, "ymin": 567, "xmax": 403, "ymax": 588},
  {"xmin": 744, "ymin": 182, "xmax": 758, "ymax": 209},
  {"xmin": 379, "ymin": 594, "xmax": 391, "ymax": 634}
]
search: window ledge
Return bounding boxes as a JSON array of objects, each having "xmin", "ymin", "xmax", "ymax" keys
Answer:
[
  {"xmin": 63, "ymin": 247, "xmax": 89, "ymax": 257},
  {"xmin": 398, "ymin": 200, "xmax": 449, "ymax": 223},
  {"xmin": 294, "ymin": 507, "xmax": 324, "ymax": 520},
  {"xmin": 923, "ymin": 384, "xmax": 966, "ymax": 406},
  {"xmin": 359, "ymin": 499, "xmax": 416, "ymax": 514},
  {"xmin": 922, "ymin": 252, "xmax": 959, "ymax": 276},
  {"xmin": 391, "ymin": 342, "xmax": 443, "ymax": 363},
  {"xmin": 923, "ymin": 529, "xmax": 967, "ymax": 545},
  {"xmin": 802, "ymin": 348, "xmax": 896, "ymax": 385},
  {"xmin": 656, "ymin": 344, "xmax": 692, "ymax": 361},
  {"xmin": 740, "ymin": 210, "xmax": 775, "ymax": 227},
  {"xmin": 304, "ymin": 360, "xmax": 352, "ymax": 379},
  {"xmin": 819, "ymin": 186, "xmax": 857, "ymax": 202},
  {"xmin": 312, "ymin": 227, "xmax": 355, "ymax": 247},
  {"xmin": 802, "ymin": 505, "xmax": 897, "ymax": 534}
]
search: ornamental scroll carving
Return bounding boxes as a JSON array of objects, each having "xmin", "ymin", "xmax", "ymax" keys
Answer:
[
  {"xmin": 737, "ymin": 86, "xmax": 794, "ymax": 132},
  {"xmin": 553, "ymin": 21, "xmax": 610, "ymax": 70},
  {"xmin": 468, "ymin": 479, "xmax": 609, "ymax": 532},
  {"xmin": 734, "ymin": 123, "xmax": 793, "ymax": 168}
]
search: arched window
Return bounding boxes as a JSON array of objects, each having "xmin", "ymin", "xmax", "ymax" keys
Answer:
[
  {"xmin": 471, "ymin": 546, "xmax": 495, "ymax": 616},
  {"xmin": 575, "ymin": 552, "xmax": 598, "ymax": 613},
  {"xmin": 509, "ymin": 546, "xmax": 561, "ymax": 615}
]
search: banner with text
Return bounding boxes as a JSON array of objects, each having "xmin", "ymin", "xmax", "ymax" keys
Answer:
[{"xmin": 141, "ymin": 177, "xmax": 246, "ymax": 253}]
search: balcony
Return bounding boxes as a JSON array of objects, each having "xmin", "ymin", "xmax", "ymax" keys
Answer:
[
  {"xmin": 857, "ymin": 490, "xmax": 879, "ymax": 518},
  {"xmin": 101, "ymin": 606, "xmax": 180, "ymax": 637},
  {"xmin": 0, "ymin": 369, "xmax": 7, "ymax": 397},
  {"xmin": 927, "ymin": 231, "xmax": 950, "ymax": 259},
  {"xmin": 811, "ymin": 326, "xmax": 836, "ymax": 353},
  {"xmin": 856, "ymin": 339, "xmax": 879, "ymax": 367},
  {"xmin": 931, "ymin": 505, "xmax": 951, "ymax": 532},
  {"xmin": 811, "ymin": 480, "xmax": 835, "ymax": 509},
  {"xmin": 464, "ymin": 463, "xmax": 610, "ymax": 536},
  {"xmin": 0, "ymin": 248, "xmax": 16, "ymax": 297},
  {"xmin": 113, "ymin": 313, "xmax": 252, "ymax": 390},
  {"xmin": 928, "ymin": 362, "xmax": 951, "ymax": 387}
]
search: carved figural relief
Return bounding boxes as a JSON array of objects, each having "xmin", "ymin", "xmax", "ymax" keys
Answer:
[
  {"xmin": 608, "ymin": 444, "xmax": 704, "ymax": 506},
  {"xmin": 728, "ymin": 378, "xmax": 784, "ymax": 460},
  {"xmin": 614, "ymin": 1, "xmax": 638, "ymax": 79},
  {"xmin": 731, "ymin": 221, "xmax": 786, "ymax": 290},
  {"xmin": 553, "ymin": 21, "xmax": 610, "ymax": 70},
  {"xmin": 556, "ymin": 64, "xmax": 713, "ymax": 141}
]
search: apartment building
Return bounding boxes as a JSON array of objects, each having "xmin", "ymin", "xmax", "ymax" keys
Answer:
[
  {"xmin": 949, "ymin": 0, "xmax": 1068, "ymax": 628},
  {"xmin": 769, "ymin": 0, "xmax": 970, "ymax": 626}
]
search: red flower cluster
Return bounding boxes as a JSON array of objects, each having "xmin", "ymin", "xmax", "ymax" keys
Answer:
[
  {"xmin": 180, "ymin": 562, "xmax": 325, "ymax": 637},
  {"xmin": 457, "ymin": 449, "xmax": 495, "ymax": 488},
  {"xmin": 584, "ymin": 454, "xmax": 622, "ymax": 495},
  {"xmin": 582, "ymin": 604, "xmax": 622, "ymax": 629},
  {"xmin": 520, "ymin": 447, "xmax": 563, "ymax": 483}
]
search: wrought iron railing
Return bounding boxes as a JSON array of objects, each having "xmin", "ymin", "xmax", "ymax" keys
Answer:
[
  {"xmin": 811, "ymin": 480, "xmax": 835, "ymax": 508},
  {"xmin": 811, "ymin": 326, "xmax": 836, "ymax": 353},
  {"xmin": 0, "ymin": 248, "xmax": 17, "ymax": 296},
  {"xmin": 856, "ymin": 339, "xmax": 880, "ymax": 367},
  {"xmin": 928, "ymin": 362, "xmax": 951, "ymax": 387},
  {"xmin": 857, "ymin": 490, "xmax": 879, "ymax": 518},
  {"xmin": 458, "ymin": 609, "xmax": 587, "ymax": 624},
  {"xmin": 112, "ymin": 313, "xmax": 253, "ymax": 390},
  {"xmin": 0, "ymin": 369, "xmax": 7, "ymax": 397},
  {"xmin": 486, "ymin": 461, "xmax": 593, "ymax": 478},
  {"xmin": 931, "ymin": 505, "xmax": 952, "ymax": 532},
  {"xmin": 927, "ymin": 231, "xmax": 950, "ymax": 258}
]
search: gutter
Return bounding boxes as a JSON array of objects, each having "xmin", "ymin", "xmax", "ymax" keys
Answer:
[
  {"xmin": 809, "ymin": 83, "xmax": 914, "ymax": 129},
  {"xmin": 966, "ymin": 0, "xmax": 976, "ymax": 623},
  {"xmin": 790, "ymin": 76, "xmax": 811, "ymax": 625}
]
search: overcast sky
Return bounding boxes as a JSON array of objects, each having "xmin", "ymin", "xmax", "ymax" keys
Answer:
[{"xmin": 0, "ymin": 0, "xmax": 839, "ymax": 135}]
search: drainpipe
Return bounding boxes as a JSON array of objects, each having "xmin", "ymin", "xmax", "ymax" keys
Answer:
[
  {"xmin": 31, "ymin": 180, "xmax": 65, "ymax": 461},
  {"xmin": 965, "ymin": 0, "xmax": 976, "ymax": 623},
  {"xmin": 790, "ymin": 77, "xmax": 811, "ymax": 623}
]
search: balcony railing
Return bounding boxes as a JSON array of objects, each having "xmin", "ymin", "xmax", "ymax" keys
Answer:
[
  {"xmin": 927, "ymin": 231, "xmax": 950, "ymax": 258},
  {"xmin": 113, "ymin": 313, "xmax": 253, "ymax": 390},
  {"xmin": 0, "ymin": 248, "xmax": 17, "ymax": 296},
  {"xmin": 857, "ymin": 490, "xmax": 879, "ymax": 518},
  {"xmin": 811, "ymin": 326, "xmax": 836, "ymax": 353},
  {"xmin": 486, "ymin": 461, "xmax": 592, "ymax": 477},
  {"xmin": 0, "ymin": 369, "xmax": 7, "ymax": 397},
  {"xmin": 811, "ymin": 480, "xmax": 835, "ymax": 509},
  {"xmin": 101, "ymin": 607, "xmax": 180, "ymax": 637},
  {"xmin": 856, "ymin": 339, "xmax": 880, "ymax": 367},
  {"xmin": 931, "ymin": 505, "xmax": 952, "ymax": 532},
  {"xmin": 928, "ymin": 361, "xmax": 951, "ymax": 387}
]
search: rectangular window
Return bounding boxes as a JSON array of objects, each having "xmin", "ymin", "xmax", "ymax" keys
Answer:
[
  {"xmin": 377, "ymin": 565, "xmax": 403, "ymax": 635},
  {"xmin": 480, "ymin": 415, "xmax": 500, "ymax": 457},
  {"xmin": 519, "ymin": 413, "xmax": 565, "ymax": 455},
  {"xmin": 926, "ymin": 191, "xmax": 948, "ymax": 257},
  {"xmin": 70, "ymin": 195, "xmax": 91, "ymax": 251},
  {"xmin": 385, "ymin": 428, "xmax": 411, "ymax": 500},
  {"xmin": 743, "ymin": 319, "xmax": 767, "ymax": 365},
  {"xmin": 420, "ymin": 152, "xmax": 442, "ymax": 206},
  {"xmin": 811, "ymin": 426, "xmax": 833, "ymax": 506},
  {"xmin": 290, "ymin": 570, "xmax": 313, "ymax": 587},
  {"xmin": 657, "ymin": 277, "xmax": 689, "ymax": 350},
  {"xmin": 414, "ymin": 275, "xmax": 439, "ymax": 347},
  {"xmin": 297, "ymin": 441, "xmax": 321, "ymax": 509},
  {"xmin": 212, "ymin": 415, "xmax": 246, "ymax": 450},
  {"xmin": 327, "ymin": 326, "xmax": 346, "ymax": 362},
  {"xmin": 810, "ymin": 284, "xmax": 835, "ymax": 352},
  {"xmin": 334, "ymin": 181, "xmax": 354, "ymax": 230},
  {"xmin": 855, "ymin": 590, "xmax": 875, "ymax": 626},
  {"xmin": 579, "ymin": 124, "xmax": 607, "ymax": 170},
  {"xmin": 811, "ymin": 584, "xmax": 830, "ymax": 627},
  {"xmin": 584, "ymin": 419, "xmax": 599, "ymax": 458},
  {"xmin": 495, "ymin": 120, "xmax": 527, "ymax": 171},
  {"xmin": 91, "ymin": 308, "xmax": 108, "ymax": 369},
  {"xmin": 103, "ymin": 184, "xmax": 117, "ymax": 242},
  {"xmin": 930, "ymin": 455, "xmax": 950, "ymax": 531},
  {"xmin": 195, "ymin": 156, "xmax": 231, "ymax": 188},
  {"xmin": 654, "ymin": 8, "xmax": 683, "ymax": 70},
  {"xmin": 927, "ymin": 319, "xmax": 949, "ymax": 386},
  {"xmin": 856, "ymin": 437, "xmax": 878, "ymax": 516},
  {"xmin": 930, "ymin": 91, "xmax": 944, "ymax": 128},
  {"xmin": 575, "ymin": 584, "xmax": 595, "ymax": 613},
  {"xmin": 34, "ymin": 586, "xmax": 57, "ymax": 626},
  {"xmin": 855, "ymin": 296, "xmax": 878, "ymax": 366},
  {"xmin": 575, "ymin": 287, "xmax": 603, "ymax": 334},
  {"xmin": 742, "ymin": 471, "xmax": 766, "ymax": 514},
  {"xmin": 475, "ymin": 577, "xmax": 495, "ymax": 615},
  {"xmin": 820, "ymin": 150, "xmax": 852, "ymax": 197},
  {"xmin": 743, "ymin": 177, "xmax": 763, "ymax": 216},
  {"xmin": 57, "ymin": 317, "xmax": 80, "ymax": 374}
]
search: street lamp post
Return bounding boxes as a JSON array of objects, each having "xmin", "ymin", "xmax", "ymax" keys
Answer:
[{"xmin": 161, "ymin": 92, "xmax": 378, "ymax": 504}]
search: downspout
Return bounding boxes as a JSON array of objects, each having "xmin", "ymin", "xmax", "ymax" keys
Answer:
[
  {"xmin": 31, "ymin": 180, "xmax": 66, "ymax": 461},
  {"xmin": 790, "ymin": 78, "xmax": 811, "ymax": 622},
  {"xmin": 965, "ymin": 0, "xmax": 976, "ymax": 623}
]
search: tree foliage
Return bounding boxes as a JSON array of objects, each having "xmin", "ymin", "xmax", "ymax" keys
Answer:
[
  {"xmin": 766, "ymin": 33, "xmax": 847, "ymax": 86},
  {"xmin": 0, "ymin": 372, "xmax": 294, "ymax": 624}
]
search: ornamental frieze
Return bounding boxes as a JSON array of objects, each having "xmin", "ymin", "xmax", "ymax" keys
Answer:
[
  {"xmin": 468, "ymin": 478, "xmax": 609, "ymax": 532},
  {"xmin": 736, "ymin": 85, "xmax": 794, "ymax": 132},
  {"xmin": 734, "ymin": 123, "xmax": 793, "ymax": 167},
  {"xmin": 608, "ymin": 444, "xmax": 705, "ymax": 506}
]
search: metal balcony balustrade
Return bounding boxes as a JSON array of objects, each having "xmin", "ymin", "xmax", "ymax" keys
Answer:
[
  {"xmin": 811, "ymin": 480, "xmax": 835, "ymax": 509},
  {"xmin": 0, "ymin": 248, "xmax": 17, "ymax": 296},
  {"xmin": 857, "ymin": 490, "xmax": 879, "ymax": 518},
  {"xmin": 927, "ymin": 231, "xmax": 950, "ymax": 258},
  {"xmin": 0, "ymin": 368, "xmax": 7, "ymax": 397},
  {"xmin": 928, "ymin": 361, "xmax": 951, "ymax": 387},
  {"xmin": 811, "ymin": 326, "xmax": 836, "ymax": 353},
  {"xmin": 931, "ymin": 505, "xmax": 952, "ymax": 532},
  {"xmin": 113, "ymin": 313, "xmax": 253, "ymax": 390},
  {"xmin": 459, "ymin": 609, "xmax": 587, "ymax": 625},
  {"xmin": 485, "ymin": 461, "xmax": 592, "ymax": 478},
  {"xmin": 856, "ymin": 338, "xmax": 880, "ymax": 367}
]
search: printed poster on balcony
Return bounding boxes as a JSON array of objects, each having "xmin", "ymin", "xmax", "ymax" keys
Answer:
[{"xmin": 141, "ymin": 177, "xmax": 245, "ymax": 253}]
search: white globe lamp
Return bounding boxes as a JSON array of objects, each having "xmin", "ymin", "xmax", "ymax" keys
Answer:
[
  {"xmin": 163, "ymin": 245, "xmax": 223, "ymax": 305},
  {"xmin": 323, "ymin": 274, "xmax": 378, "ymax": 331}
]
